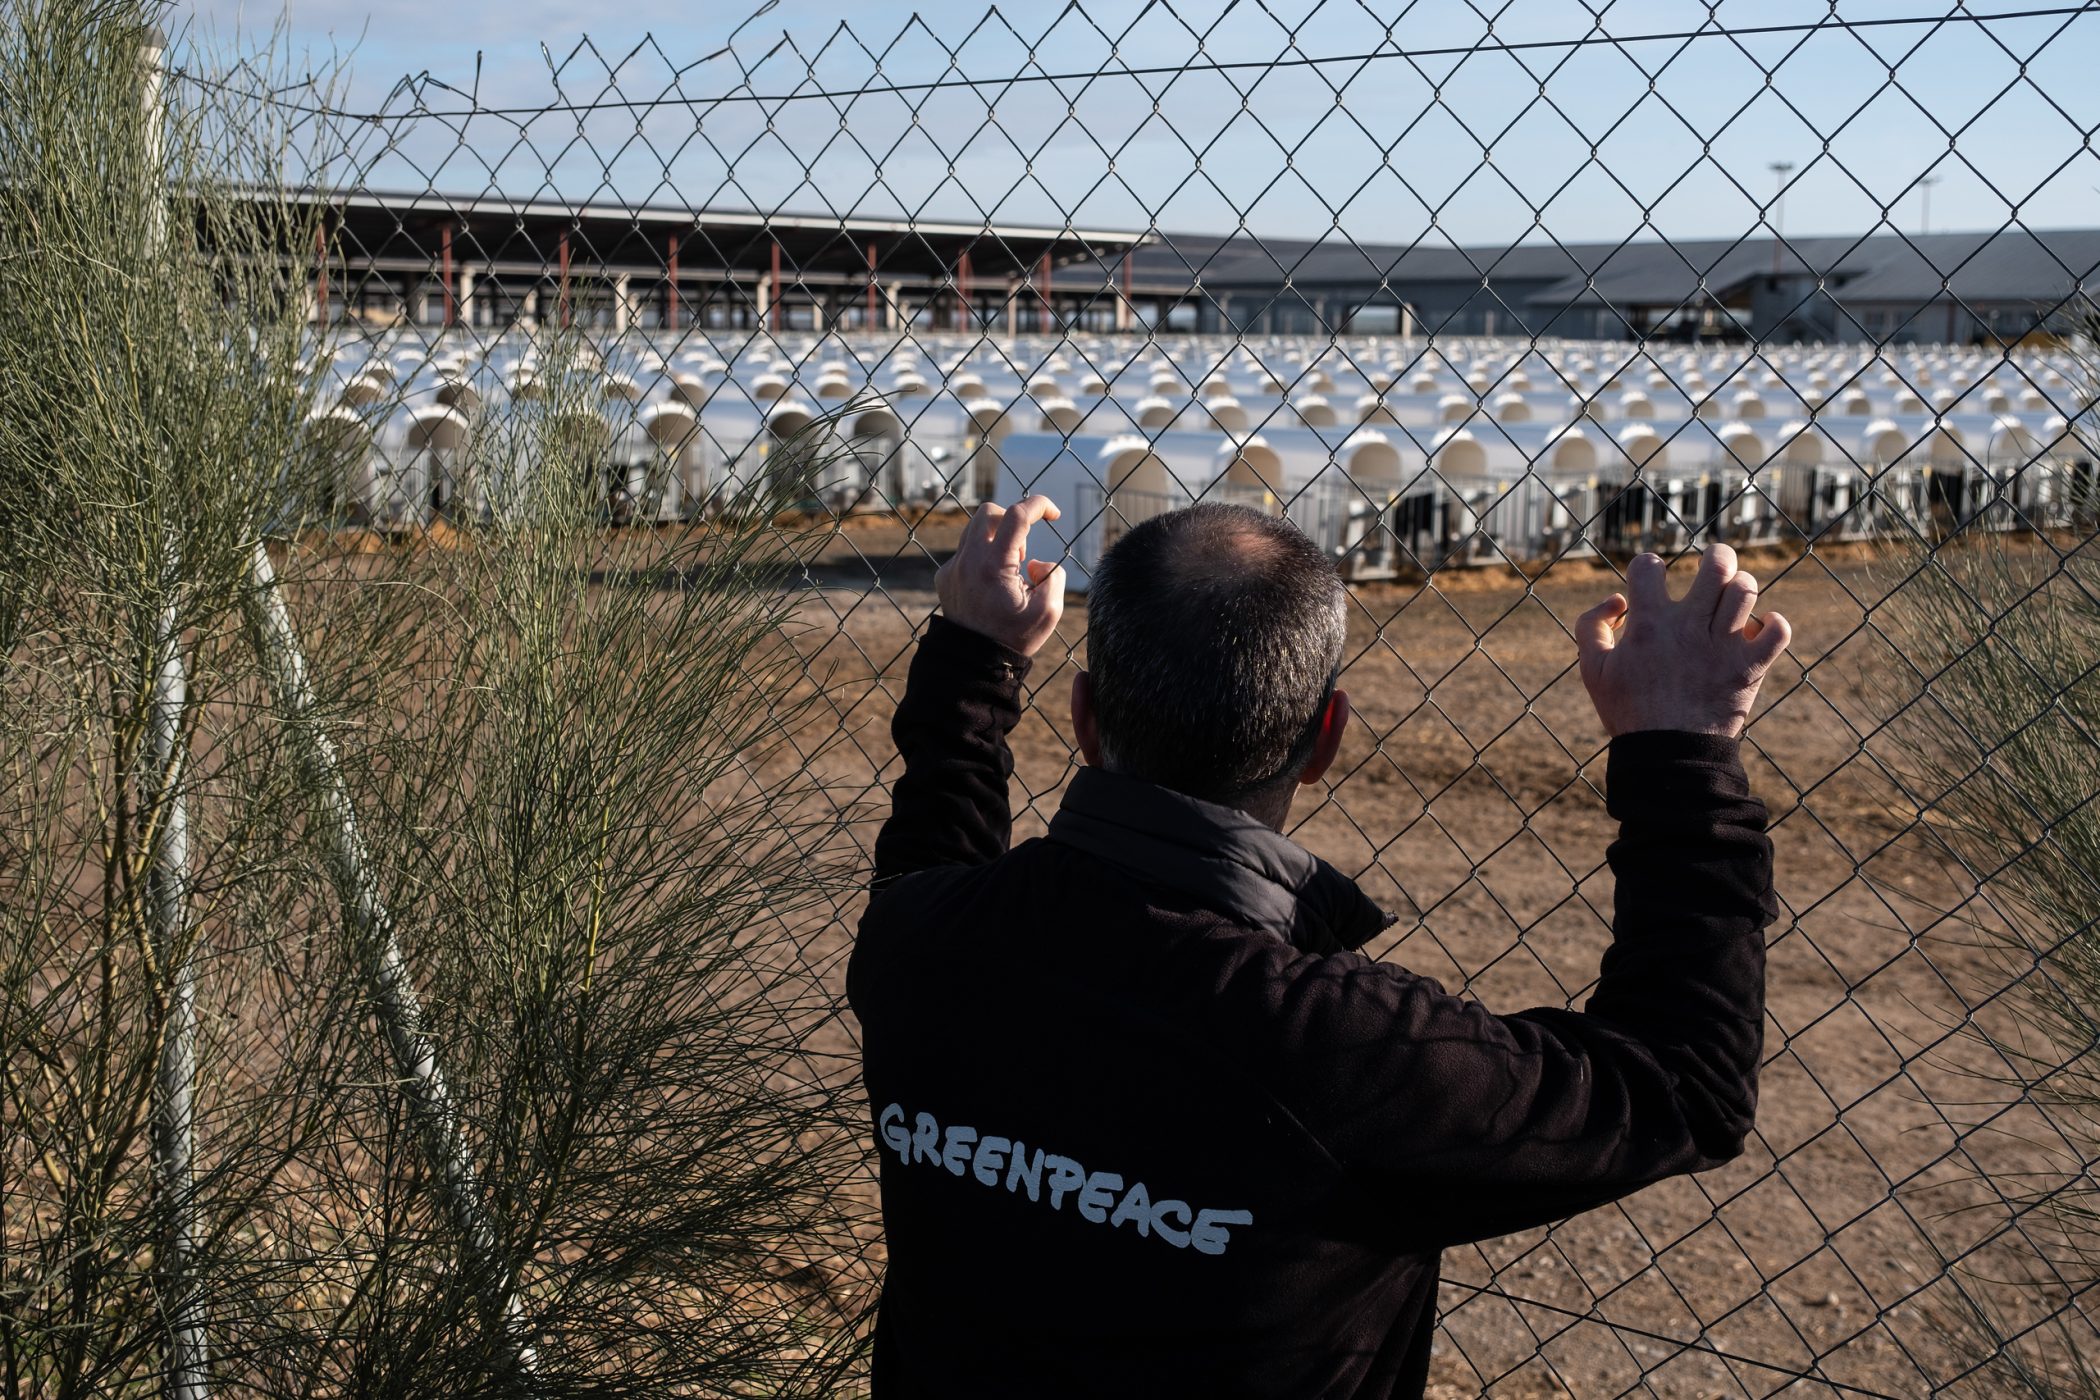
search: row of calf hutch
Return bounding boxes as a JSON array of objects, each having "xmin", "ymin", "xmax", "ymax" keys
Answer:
[
  {"xmin": 300, "ymin": 330, "xmax": 2097, "ymax": 586},
  {"xmin": 996, "ymin": 414, "xmax": 2091, "ymax": 588},
  {"xmin": 317, "ymin": 325, "xmax": 2082, "ymax": 403}
]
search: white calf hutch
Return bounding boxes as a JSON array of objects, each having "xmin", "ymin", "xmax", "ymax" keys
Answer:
[{"xmin": 299, "ymin": 328, "xmax": 2095, "ymax": 588}]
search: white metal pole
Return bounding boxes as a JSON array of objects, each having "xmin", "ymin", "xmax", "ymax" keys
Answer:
[
  {"xmin": 146, "ymin": 565, "xmax": 207, "ymax": 1400},
  {"xmin": 244, "ymin": 541, "xmax": 536, "ymax": 1375},
  {"xmin": 137, "ymin": 27, "xmax": 209, "ymax": 1399}
]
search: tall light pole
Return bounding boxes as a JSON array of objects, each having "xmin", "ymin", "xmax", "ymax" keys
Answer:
[
  {"xmin": 1769, "ymin": 161, "xmax": 1795, "ymax": 274},
  {"xmin": 1920, "ymin": 173, "xmax": 1941, "ymax": 235}
]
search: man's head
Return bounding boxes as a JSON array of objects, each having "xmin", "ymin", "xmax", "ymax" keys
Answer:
[{"xmin": 1072, "ymin": 503, "xmax": 1350, "ymax": 826}]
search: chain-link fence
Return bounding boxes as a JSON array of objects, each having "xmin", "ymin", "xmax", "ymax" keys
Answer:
[{"xmin": 174, "ymin": 0, "xmax": 2100, "ymax": 1392}]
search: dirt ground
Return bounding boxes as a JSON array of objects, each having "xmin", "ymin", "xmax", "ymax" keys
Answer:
[{"xmin": 780, "ymin": 510, "xmax": 2077, "ymax": 1398}]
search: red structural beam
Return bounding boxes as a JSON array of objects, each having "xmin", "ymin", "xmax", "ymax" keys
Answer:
[
  {"xmin": 558, "ymin": 229, "xmax": 572, "ymax": 329},
  {"xmin": 666, "ymin": 233, "xmax": 680, "ymax": 333},
  {"xmin": 440, "ymin": 223, "xmax": 455, "ymax": 328},
  {"xmin": 1038, "ymin": 252, "xmax": 1053, "ymax": 334},
  {"xmin": 314, "ymin": 219, "xmax": 329, "ymax": 326},
  {"xmin": 957, "ymin": 250, "xmax": 973, "ymax": 332}
]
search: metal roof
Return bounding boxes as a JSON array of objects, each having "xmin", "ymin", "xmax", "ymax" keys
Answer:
[
  {"xmin": 318, "ymin": 188, "xmax": 1148, "ymax": 251},
  {"xmin": 1092, "ymin": 226, "xmax": 2100, "ymax": 308},
  {"xmin": 299, "ymin": 188, "xmax": 1151, "ymax": 285},
  {"xmin": 293, "ymin": 188, "xmax": 2100, "ymax": 309},
  {"xmin": 1115, "ymin": 235, "xmax": 1590, "ymax": 290},
  {"xmin": 1520, "ymin": 229, "xmax": 2100, "ymax": 309},
  {"xmin": 1813, "ymin": 229, "xmax": 2100, "ymax": 304}
]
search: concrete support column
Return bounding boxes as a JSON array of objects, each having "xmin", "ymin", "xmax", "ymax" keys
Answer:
[
  {"xmin": 1116, "ymin": 252, "xmax": 1133, "ymax": 333},
  {"xmin": 769, "ymin": 241, "xmax": 783, "ymax": 335},
  {"xmin": 456, "ymin": 266, "xmax": 475, "ymax": 329},
  {"xmin": 612, "ymin": 273, "xmax": 631, "ymax": 334}
]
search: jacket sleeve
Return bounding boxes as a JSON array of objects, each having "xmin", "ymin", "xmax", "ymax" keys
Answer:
[
  {"xmin": 1243, "ymin": 730, "xmax": 1775, "ymax": 1253},
  {"xmin": 870, "ymin": 613, "xmax": 1033, "ymax": 893}
]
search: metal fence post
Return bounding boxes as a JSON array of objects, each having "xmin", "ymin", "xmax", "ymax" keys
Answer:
[
  {"xmin": 136, "ymin": 25, "xmax": 208, "ymax": 1400},
  {"xmin": 145, "ymin": 567, "xmax": 206, "ymax": 1400},
  {"xmin": 243, "ymin": 541, "xmax": 536, "ymax": 1377}
]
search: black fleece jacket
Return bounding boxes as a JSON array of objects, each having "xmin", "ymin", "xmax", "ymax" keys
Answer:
[{"xmin": 847, "ymin": 615, "xmax": 1777, "ymax": 1399}]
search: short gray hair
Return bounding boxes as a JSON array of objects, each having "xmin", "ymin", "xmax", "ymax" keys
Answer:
[{"xmin": 1086, "ymin": 503, "xmax": 1346, "ymax": 807}]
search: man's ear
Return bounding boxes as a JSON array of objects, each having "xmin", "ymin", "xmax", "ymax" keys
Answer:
[
  {"xmin": 1071, "ymin": 669, "xmax": 1104, "ymax": 768},
  {"xmin": 1297, "ymin": 687, "xmax": 1350, "ymax": 786}
]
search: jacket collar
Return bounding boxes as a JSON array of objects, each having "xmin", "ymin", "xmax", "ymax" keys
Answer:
[{"xmin": 1046, "ymin": 766, "xmax": 1398, "ymax": 955}]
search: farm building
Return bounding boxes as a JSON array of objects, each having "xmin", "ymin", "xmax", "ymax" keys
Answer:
[{"xmin": 302, "ymin": 188, "xmax": 2096, "ymax": 345}]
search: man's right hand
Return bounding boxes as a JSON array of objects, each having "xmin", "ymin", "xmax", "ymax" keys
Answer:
[
  {"xmin": 935, "ymin": 495, "xmax": 1067, "ymax": 658},
  {"xmin": 1575, "ymin": 543, "xmax": 1791, "ymax": 739}
]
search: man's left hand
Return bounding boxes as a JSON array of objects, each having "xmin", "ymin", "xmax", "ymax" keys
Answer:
[{"xmin": 936, "ymin": 494, "xmax": 1067, "ymax": 658}]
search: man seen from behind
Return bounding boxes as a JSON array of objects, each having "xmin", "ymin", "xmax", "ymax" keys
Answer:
[{"xmin": 848, "ymin": 497, "xmax": 1791, "ymax": 1398}]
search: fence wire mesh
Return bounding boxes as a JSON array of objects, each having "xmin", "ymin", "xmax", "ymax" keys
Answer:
[{"xmin": 189, "ymin": 1, "xmax": 2100, "ymax": 1392}]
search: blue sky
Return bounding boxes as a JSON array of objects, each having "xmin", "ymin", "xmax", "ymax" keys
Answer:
[{"xmin": 175, "ymin": 0, "xmax": 2100, "ymax": 249}]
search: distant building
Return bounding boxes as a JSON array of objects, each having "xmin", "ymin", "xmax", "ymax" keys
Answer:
[
  {"xmin": 306, "ymin": 189, "xmax": 1142, "ymax": 336},
  {"xmin": 306, "ymin": 189, "xmax": 2095, "ymax": 344},
  {"xmin": 1110, "ymin": 228, "xmax": 2100, "ymax": 344}
]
